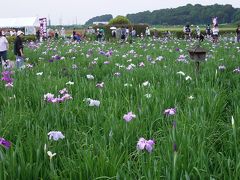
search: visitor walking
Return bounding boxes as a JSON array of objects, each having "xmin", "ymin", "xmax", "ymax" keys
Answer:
[
  {"xmin": 36, "ymin": 29, "xmax": 40, "ymax": 41},
  {"xmin": 121, "ymin": 27, "xmax": 126, "ymax": 42},
  {"xmin": 73, "ymin": 28, "xmax": 76, "ymax": 41},
  {"xmin": 206, "ymin": 24, "xmax": 211, "ymax": 38},
  {"xmin": 96, "ymin": 29, "xmax": 103, "ymax": 42},
  {"xmin": 236, "ymin": 25, "xmax": 240, "ymax": 43},
  {"xmin": 125, "ymin": 27, "xmax": 129, "ymax": 41},
  {"xmin": 212, "ymin": 17, "xmax": 219, "ymax": 43},
  {"xmin": 0, "ymin": 31, "xmax": 9, "ymax": 67},
  {"xmin": 145, "ymin": 27, "xmax": 151, "ymax": 37},
  {"xmin": 61, "ymin": 27, "xmax": 66, "ymax": 39},
  {"xmin": 111, "ymin": 29, "xmax": 116, "ymax": 38},
  {"xmin": 14, "ymin": 31, "xmax": 24, "ymax": 69},
  {"xmin": 54, "ymin": 29, "xmax": 59, "ymax": 39},
  {"xmin": 196, "ymin": 26, "xmax": 200, "ymax": 39},
  {"xmin": 131, "ymin": 28, "xmax": 136, "ymax": 38},
  {"xmin": 184, "ymin": 24, "xmax": 191, "ymax": 40}
]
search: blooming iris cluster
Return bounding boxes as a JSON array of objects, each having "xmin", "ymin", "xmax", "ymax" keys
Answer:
[
  {"xmin": 218, "ymin": 65, "xmax": 226, "ymax": 71},
  {"xmin": 1, "ymin": 71, "xmax": 13, "ymax": 88},
  {"xmin": 233, "ymin": 67, "xmax": 240, "ymax": 73},
  {"xmin": 28, "ymin": 41, "xmax": 39, "ymax": 49},
  {"xmin": 177, "ymin": 55, "xmax": 188, "ymax": 63},
  {"xmin": 99, "ymin": 50, "xmax": 113, "ymax": 57},
  {"xmin": 0, "ymin": 137, "xmax": 11, "ymax": 149},
  {"xmin": 137, "ymin": 138, "xmax": 155, "ymax": 153},
  {"xmin": 164, "ymin": 108, "xmax": 177, "ymax": 116},
  {"xmin": 44, "ymin": 88, "xmax": 72, "ymax": 103},
  {"xmin": 84, "ymin": 98, "xmax": 101, "ymax": 107},
  {"xmin": 86, "ymin": 75, "xmax": 94, "ymax": 80},
  {"xmin": 48, "ymin": 55, "xmax": 62, "ymax": 62},
  {"xmin": 96, "ymin": 82, "xmax": 104, "ymax": 88},
  {"xmin": 123, "ymin": 112, "xmax": 136, "ymax": 122},
  {"xmin": 48, "ymin": 131, "xmax": 65, "ymax": 141}
]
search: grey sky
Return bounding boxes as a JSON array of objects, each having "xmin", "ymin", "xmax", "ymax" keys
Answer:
[{"xmin": 1, "ymin": 0, "xmax": 240, "ymax": 25}]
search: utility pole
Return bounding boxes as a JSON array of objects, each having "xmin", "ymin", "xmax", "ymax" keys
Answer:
[{"xmin": 48, "ymin": 15, "xmax": 51, "ymax": 26}]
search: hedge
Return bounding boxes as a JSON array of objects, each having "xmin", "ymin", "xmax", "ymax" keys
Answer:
[
  {"xmin": 7, "ymin": 35, "xmax": 36, "ymax": 44},
  {"xmin": 150, "ymin": 29, "xmax": 237, "ymax": 39}
]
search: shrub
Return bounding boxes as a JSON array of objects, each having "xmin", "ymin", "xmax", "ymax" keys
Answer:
[{"xmin": 7, "ymin": 35, "xmax": 36, "ymax": 44}]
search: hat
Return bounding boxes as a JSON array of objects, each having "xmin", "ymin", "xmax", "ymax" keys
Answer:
[{"xmin": 17, "ymin": 31, "xmax": 24, "ymax": 36}]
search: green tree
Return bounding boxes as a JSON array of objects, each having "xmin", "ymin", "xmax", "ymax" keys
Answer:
[{"xmin": 109, "ymin": 16, "xmax": 131, "ymax": 25}]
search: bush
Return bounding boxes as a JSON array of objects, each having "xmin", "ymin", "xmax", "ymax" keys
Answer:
[
  {"xmin": 109, "ymin": 16, "xmax": 131, "ymax": 25},
  {"xmin": 7, "ymin": 35, "xmax": 36, "ymax": 44}
]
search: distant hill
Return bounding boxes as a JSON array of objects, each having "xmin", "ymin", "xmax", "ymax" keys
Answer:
[
  {"xmin": 126, "ymin": 4, "xmax": 240, "ymax": 25},
  {"xmin": 85, "ymin": 14, "xmax": 113, "ymax": 25}
]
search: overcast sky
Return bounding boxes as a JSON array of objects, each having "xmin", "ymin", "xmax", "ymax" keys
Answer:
[{"xmin": 1, "ymin": 0, "xmax": 239, "ymax": 25}]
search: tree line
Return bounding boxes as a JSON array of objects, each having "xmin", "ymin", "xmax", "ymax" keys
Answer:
[
  {"xmin": 126, "ymin": 4, "xmax": 240, "ymax": 25},
  {"xmin": 85, "ymin": 4, "xmax": 240, "ymax": 26},
  {"xmin": 85, "ymin": 14, "xmax": 113, "ymax": 26}
]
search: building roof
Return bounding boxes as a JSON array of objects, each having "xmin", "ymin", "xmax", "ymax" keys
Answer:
[{"xmin": 0, "ymin": 17, "xmax": 39, "ymax": 28}]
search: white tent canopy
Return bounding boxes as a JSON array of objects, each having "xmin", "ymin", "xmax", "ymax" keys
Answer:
[{"xmin": 0, "ymin": 17, "xmax": 39, "ymax": 28}]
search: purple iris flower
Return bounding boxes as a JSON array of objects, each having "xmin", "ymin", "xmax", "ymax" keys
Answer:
[
  {"xmin": 0, "ymin": 137, "xmax": 11, "ymax": 149},
  {"xmin": 137, "ymin": 137, "xmax": 155, "ymax": 153},
  {"xmin": 164, "ymin": 108, "xmax": 176, "ymax": 116}
]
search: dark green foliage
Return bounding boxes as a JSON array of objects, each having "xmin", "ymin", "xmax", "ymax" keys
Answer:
[
  {"xmin": 6, "ymin": 35, "xmax": 36, "ymax": 44},
  {"xmin": 127, "ymin": 4, "xmax": 240, "ymax": 25}
]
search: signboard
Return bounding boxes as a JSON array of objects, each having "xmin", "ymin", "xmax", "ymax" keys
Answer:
[{"xmin": 39, "ymin": 18, "xmax": 47, "ymax": 38}]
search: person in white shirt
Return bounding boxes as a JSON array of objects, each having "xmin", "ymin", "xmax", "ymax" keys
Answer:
[
  {"xmin": 196, "ymin": 26, "xmax": 200, "ymax": 38},
  {"xmin": 212, "ymin": 25, "xmax": 219, "ymax": 43},
  {"xmin": 60, "ymin": 27, "xmax": 66, "ymax": 39},
  {"xmin": 145, "ymin": 27, "xmax": 151, "ymax": 37},
  {"xmin": 0, "ymin": 31, "xmax": 9, "ymax": 66},
  {"xmin": 125, "ymin": 27, "xmax": 129, "ymax": 41}
]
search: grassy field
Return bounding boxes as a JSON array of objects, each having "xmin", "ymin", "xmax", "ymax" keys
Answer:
[{"xmin": 0, "ymin": 37, "xmax": 240, "ymax": 179}]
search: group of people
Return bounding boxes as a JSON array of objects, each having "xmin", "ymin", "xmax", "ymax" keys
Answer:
[
  {"xmin": 0, "ymin": 30, "xmax": 25, "ymax": 69},
  {"xmin": 72, "ymin": 28, "xmax": 85, "ymax": 42},
  {"xmin": 45, "ymin": 28, "xmax": 66, "ymax": 40},
  {"xmin": 110, "ymin": 26, "xmax": 151, "ymax": 42},
  {"xmin": 183, "ymin": 23, "xmax": 240, "ymax": 43},
  {"xmin": 1, "ymin": 22, "xmax": 240, "ymax": 70}
]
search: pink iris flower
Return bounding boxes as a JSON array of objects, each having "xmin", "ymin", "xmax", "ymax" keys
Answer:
[
  {"xmin": 137, "ymin": 137, "xmax": 155, "ymax": 153},
  {"xmin": 123, "ymin": 112, "xmax": 136, "ymax": 122}
]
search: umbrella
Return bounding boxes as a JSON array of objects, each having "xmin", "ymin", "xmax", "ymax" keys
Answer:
[{"xmin": 110, "ymin": 27, "xmax": 117, "ymax": 30}]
